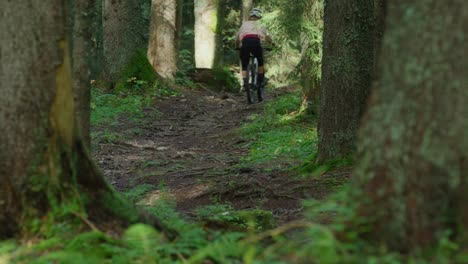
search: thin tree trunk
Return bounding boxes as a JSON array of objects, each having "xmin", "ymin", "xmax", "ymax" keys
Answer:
[
  {"xmin": 148, "ymin": 0, "xmax": 179, "ymax": 79},
  {"xmin": 241, "ymin": 0, "xmax": 253, "ymax": 22},
  {"xmin": 317, "ymin": 0, "xmax": 375, "ymax": 163},
  {"xmin": 194, "ymin": 0, "xmax": 223, "ymax": 69},
  {"xmin": 356, "ymin": 0, "xmax": 468, "ymax": 251}
]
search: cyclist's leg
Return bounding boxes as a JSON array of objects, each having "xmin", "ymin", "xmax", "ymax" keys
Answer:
[
  {"xmin": 240, "ymin": 40, "xmax": 255, "ymax": 88},
  {"xmin": 251, "ymin": 44, "xmax": 264, "ymax": 87}
]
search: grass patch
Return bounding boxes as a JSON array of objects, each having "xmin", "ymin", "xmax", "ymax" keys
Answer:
[
  {"xmin": 90, "ymin": 88, "xmax": 153, "ymax": 126},
  {"xmin": 241, "ymin": 89, "xmax": 317, "ymax": 166},
  {"xmin": 196, "ymin": 204, "xmax": 276, "ymax": 231},
  {"xmin": 124, "ymin": 184, "xmax": 155, "ymax": 203},
  {"xmin": 295, "ymin": 154, "xmax": 354, "ymax": 178}
]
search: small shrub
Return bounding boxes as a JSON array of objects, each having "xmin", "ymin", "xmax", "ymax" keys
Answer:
[{"xmin": 209, "ymin": 67, "xmax": 240, "ymax": 93}]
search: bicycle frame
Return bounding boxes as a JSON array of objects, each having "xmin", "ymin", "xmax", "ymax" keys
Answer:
[{"xmin": 245, "ymin": 55, "xmax": 262, "ymax": 104}]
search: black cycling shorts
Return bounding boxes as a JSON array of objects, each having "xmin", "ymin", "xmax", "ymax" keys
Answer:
[{"xmin": 240, "ymin": 38, "xmax": 263, "ymax": 71}]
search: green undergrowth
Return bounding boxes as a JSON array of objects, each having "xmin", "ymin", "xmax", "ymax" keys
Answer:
[
  {"xmin": 2, "ymin": 185, "xmax": 458, "ymax": 263},
  {"xmin": 241, "ymin": 89, "xmax": 318, "ymax": 167},
  {"xmin": 90, "ymin": 87, "xmax": 152, "ymax": 126},
  {"xmin": 195, "ymin": 204, "xmax": 276, "ymax": 231},
  {"xmin": 206, "ymin": 67, "xmax": 240, "ymax": 93},
  {"xmin": 92, "ymin": 50, "xmax": 179, "ymax": 127},
  {"xmin": 296, "ymin": 153, "xmax": 354, "ymax": 178}
]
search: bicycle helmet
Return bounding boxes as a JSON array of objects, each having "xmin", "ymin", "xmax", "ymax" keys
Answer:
[{"xmin": 249, "ymin": 8, "xmax": 263, "ymax": 19}]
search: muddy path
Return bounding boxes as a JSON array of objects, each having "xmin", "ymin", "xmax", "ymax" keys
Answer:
[{"xmin": 93, "ymin": 87, "xmax": 349, "ymax": 224}]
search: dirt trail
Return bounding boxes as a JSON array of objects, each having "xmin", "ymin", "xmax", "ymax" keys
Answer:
[{"xmin": 93, "ymin": 87, "xmax": 348, "ymax": 223}]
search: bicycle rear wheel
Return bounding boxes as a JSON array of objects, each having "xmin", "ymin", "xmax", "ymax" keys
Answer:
[
  {"xmin": 246, "ymin": 58, "xmax": 259, "ymax": 104},
  {"xmin": 246, "ymin": 65, "xmax": 254, "ymax": 104}
]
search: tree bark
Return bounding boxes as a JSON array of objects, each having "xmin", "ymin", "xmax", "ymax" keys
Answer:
[
  {"xmin": 194, "ymin": 0, "xmax": 223, "ymax": 69},
  {"xmin": 241, "ymin": 0, "xmax": 253, "ymax": 22},
  {"xmin": 148, "ymin": 0, "xmax": 180, "ymax": 79},
  {"xmin": 373, "ymin": 0, "xmax": 386, "ymax": 68},
  {"xmin": 102, "ymin": 0, "xmax": 151, "ymax": 83},
  {"xmin": 0, "ymin": 0, "xmax": 104, "ymax": 237},
  {"xmin": 356, "ymin": 0, "xmax": 468, "ymax": 251},
  {"xmin": 0, "ymin": 0, "xmax": 170, "ymax": 239},
  {"xmin": 317, "ymin": 0, "xmax": 375, "ymax": 162},
  {"xmin": 69, "ymin": 0, "xmax": 104, "ymax": 147}
]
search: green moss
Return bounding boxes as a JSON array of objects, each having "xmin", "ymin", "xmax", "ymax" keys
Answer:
[
  {"xmin": 196, "ymin": 204, "xmax": 276, "ymax": 231},
  {"xmin": 296, "ymin": 154, "xmax": 354, "ymax": 177},
  {"xmin": 115, "ymin": 49, "xmax": 157, "ymax": 91},
  {"xmin": 124, "ymin": 184, "xmax": 155, "ymax": 203},
  {"xmin": 100, "ymin": 191, "xmax": 139, "ymax": 223}
]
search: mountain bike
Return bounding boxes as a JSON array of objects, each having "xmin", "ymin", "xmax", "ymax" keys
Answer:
[
  {"xmin": 237, "ymin": 46, "xmax": 271, "ymax": 104},
  {"xmin": 245, "ymin": 55, "xmax": 263, "ymax": 104}
]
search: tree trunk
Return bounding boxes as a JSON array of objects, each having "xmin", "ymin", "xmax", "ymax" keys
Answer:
[
  {"xmin": 180, "ymin": 0, "xmax": 195, "ymax": 65},
  {"xmin": 299, "ymin": 43, "xmax": 320, "ymax": 115},
  {"xmin": 148, "ymin": 0, "xmax": 180, "ymax": 79},
  {"xmin": 194, "ymin": 0, "xmax": 223, "ymax": 69},
  {"xmin": 241, "ymin": 0, "xmax": 253, "ymax": 22},
  {"xmin": 356, "ymin": 0, "xmax": 468, "ymax": 252},
  {"xmin": 102, "ymin": 0, "xmax": 151, "ymax": 83},
  {"xmin": 317, "ymin": 0, "xmax": 375, "ymax": 162},
  {"xmin": 69, "ymin": 0, "xmax": 104, "ymax": 147},
  {"xmin": 0, "ymin": 0, "xmax": 169, "ymax": 239},
  {"xmin": 373, "ymin": 0, "xmax": 386, "ymax": 68}
]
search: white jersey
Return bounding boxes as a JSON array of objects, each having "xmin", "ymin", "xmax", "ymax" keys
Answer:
[{"xmin": 237, "ymin": 21, "xmax": 267, "ymax": 42}]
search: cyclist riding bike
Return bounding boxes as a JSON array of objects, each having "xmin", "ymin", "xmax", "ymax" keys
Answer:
[{"xmin": 236, "ymin": 8, "xmax": 271, "ymax": 94}]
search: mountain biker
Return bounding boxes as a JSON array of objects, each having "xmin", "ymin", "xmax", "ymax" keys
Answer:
[{"xmin": 236, "ymin": 8, "xmax": 271, "ymax": 92}]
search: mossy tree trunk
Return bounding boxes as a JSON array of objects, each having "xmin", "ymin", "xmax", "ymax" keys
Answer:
[
  {"xmin": 241, "ymin": 0, "xmax": 253, "ymax": 22},
  {"xmin": 68, "ymin": 0, "xmax": 104, "ymax": 147},
  {"xmin": 317, "ymin": 0, "xmax": 375, "ymax": 162},
  {"xmin": 148, "ymin": 0, "xmax": 181, "ymax": 79},
  {"xmin": 355, "ymin": 0, "xmax": 468, "ymax": 251},
  {"xmin": 194, "ymin": 0, "xmax": 224, "ymax": 69},
  {"xmin": 102, "ymin": 0, "xmax": 151, "ymax": 84},
  {"xmin": 0, "ymin": 0, "xmax": 168, "ymax": 239}
]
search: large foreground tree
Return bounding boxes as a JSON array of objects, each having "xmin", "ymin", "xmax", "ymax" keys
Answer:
[
  {"xmin": 356, "ymin": 0, "xmax": 468, "ymax": 252},
  {"xmin": 316, "ymin": 0, "xmax": 376, "ymax": 162},
  {"xmin": 0, "ymin": 0, "xmax": 166, "ymax": 239}
]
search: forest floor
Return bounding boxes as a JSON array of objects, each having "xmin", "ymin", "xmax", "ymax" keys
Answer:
[{"xmin": 92, "ymin": 86, "xmax": 350, "ymax": 225}]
